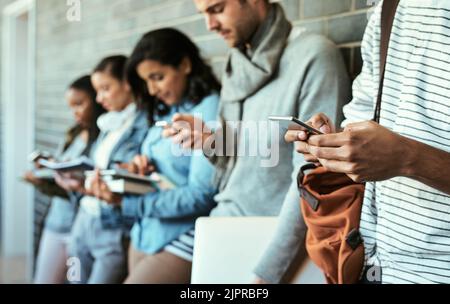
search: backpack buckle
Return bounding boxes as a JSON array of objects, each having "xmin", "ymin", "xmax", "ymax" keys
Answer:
[{"xmin": 346, "ymin": 229, "xmax": 363, "ymax": 250}]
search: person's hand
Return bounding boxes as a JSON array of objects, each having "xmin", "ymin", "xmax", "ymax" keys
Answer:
[
  {"xmin": 89, "ymin": 169, "xmax": 123, "ymax": 206},
  {"xmin": 162, "ymin": 113, "xmax": 213, "ymax": 150},
  {"xmin": 130, "ymin": 155, "xmax": 155, "ymax": 176},
  {"xmin": 114, "ymin": 157, "xmax": 155, "ymax": 176},
  {"xmin": 33, "ymin": 156, "xmax": 55, "ymax": 169},
  {"xmin": 115, "ymin": 162, "xmax": 131, "ymax": 172},
  {"xmin": 33, "ymin": 161, "xmax": 44, "ymax": 169},
  {"xmin": 23, "ymin": 171, "xmax": 43, "ymax": 186},
  {"xmin": 54, "ymin": 172, "xmax": 85, "ymax": 193},
  {"xmin": 284, "ymin": 113, "xmax": 336, "ymax": 164},
  {"xmin": 307, "ymin": 120, "xmax": 413, "ymax": 183}
]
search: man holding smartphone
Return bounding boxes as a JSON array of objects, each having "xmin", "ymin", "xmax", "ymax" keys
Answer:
[
  {"xmin": 286, "ymin": 1, "xmax": 450, "ymax": 283},
  {"xmin": 163, "ymin": 0, "xmax": 350, "ymax": 283}
]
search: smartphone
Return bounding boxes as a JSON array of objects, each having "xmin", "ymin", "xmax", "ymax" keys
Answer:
[
  {"xmin": 268, "ymin": 116, "xmax": 323, "ymax": 135},
  {"xmin": 155, "ymin": 121, "xmax": 171, "ymax": 128}
]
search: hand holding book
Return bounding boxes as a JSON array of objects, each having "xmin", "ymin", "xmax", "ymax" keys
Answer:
[
  {"xmin": 22, "ymin": 150, "xmax": 55, "ymax": 184},
  {"xmin": 85, "ymin": 168, "xmax": 175, "ymax": 195},
  {"xmin": 87, "ymin": 169, "xmax": 123, "ymax": 206},
  {"xmin": 54, "ymin": 171, "xmax": 86, "ymax": 193},
  {"xmin": 22, "ymin": 170, "xmax": 45, "ymax": 187},
  {"xmin": 23, "ymin": 151, "xmax": 86, "ymax": 196},
  {"xmin": 22, "ymin": 170, "xmax": 69, "ymax": 199}
]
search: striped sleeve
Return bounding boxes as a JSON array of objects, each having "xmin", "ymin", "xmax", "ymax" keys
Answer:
[{"xmin": 341, "ymin": 2, "xmax": 381, "ymax": 127}]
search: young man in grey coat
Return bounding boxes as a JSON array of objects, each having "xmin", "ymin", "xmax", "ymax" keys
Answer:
[{"xmin": 164, "ymin": 0, "xmax": 351, "ymax": 283}]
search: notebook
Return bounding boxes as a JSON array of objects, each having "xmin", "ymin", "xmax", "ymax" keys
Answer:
[
  {"xmin": 101, "ymin": 178, "xmax": 157, "ymax": 195},
  {"xmin": 84, "ymin": 169, "xmax": 175, "ymax": 195},
  {"xmin": 38, "ymin": 156, "xmax": 95, "ymax": 172}
]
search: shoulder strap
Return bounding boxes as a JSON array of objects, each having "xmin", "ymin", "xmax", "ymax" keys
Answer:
[{"xmin": 374, "ymin": 0, "xmax": 400, "ymax": 123}]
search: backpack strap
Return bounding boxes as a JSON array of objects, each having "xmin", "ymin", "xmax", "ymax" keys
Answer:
[{"xmin": 373, "ymin": 0, "xmax": 400, "ymax": 123}]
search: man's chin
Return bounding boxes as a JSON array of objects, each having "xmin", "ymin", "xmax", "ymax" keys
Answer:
[
  {"xmin": 218, "ymin": 33, "xmax": 236, "ymax": 47},
  {"xmin": 224, "ymin": 38, "xmax": 239, "ymax": 48}
]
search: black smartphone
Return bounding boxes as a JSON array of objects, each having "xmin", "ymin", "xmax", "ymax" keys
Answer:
[{"xmin": 268, "ymin": 116, "xmax": 323, "ymax": 135}]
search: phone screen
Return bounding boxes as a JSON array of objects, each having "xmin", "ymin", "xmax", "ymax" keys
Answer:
[
  {"xmin": 268, "ymin": 116, "xmax": 323, "ymax": 135},
  {"xmin": 155, "ymin": 121, "xmax": 170, "ymax": 128}
]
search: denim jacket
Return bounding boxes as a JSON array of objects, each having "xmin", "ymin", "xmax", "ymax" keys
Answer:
[
  {"xmin": 122, "ymin": 94, "xmax": 219, "ymax": 254},
  {"xmin": 72, "ymin": 110, "xmax": 149, "ymax": 230},
  {"xmin": 44, "ymin": 132, "xmax": 87, "ymax": 234}
]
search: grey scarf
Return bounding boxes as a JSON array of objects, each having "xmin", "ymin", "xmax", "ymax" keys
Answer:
[{"xmin": 212, "ymin": 3, "xmax": 292, "ymax": 190}]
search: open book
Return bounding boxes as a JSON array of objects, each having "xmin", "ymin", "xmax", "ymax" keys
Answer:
[
  {"xmin": 38, "ymin": 156, "xmax": 95, "ymax": 172},
  {"xmin": 28, "ymin": 150, "xmax": 53, "ymax": 163},
  {"xmin": 85, "ymin": 169, "xmax": 176, "ymax": 195}
]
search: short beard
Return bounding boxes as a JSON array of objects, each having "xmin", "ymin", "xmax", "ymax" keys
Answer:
[
  {"xmin": 235, "ymin": 15, "xmax": 260, "ymax": 47},
  {"xmin": 234, "ymin": 0, "xmax": 267, "ymax": 47}
]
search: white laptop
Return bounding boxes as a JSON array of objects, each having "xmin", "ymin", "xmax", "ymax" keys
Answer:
[{"xmin": 191, "ymin": 217, "xmax": 325, "ymax": 284}]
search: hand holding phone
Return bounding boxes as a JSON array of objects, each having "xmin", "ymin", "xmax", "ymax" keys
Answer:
[
  {"xmin": 22, "ymin": 170, "xmax": 44, "ymax": 186},
  {"xmin": 159, "ymin": 114, "xmax": 212, "ymax": 150},
  {"xmin": 268, "ymin": 116, "xmax": 323, "ymax": 135},
  {"xmin": 278, "ymin": 113, "xmax": 336, "ymax": 165}
]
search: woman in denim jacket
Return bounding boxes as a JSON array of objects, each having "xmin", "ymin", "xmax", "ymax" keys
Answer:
[
  {"xmin": 90, "ymin": 29, "xmax": 220, "ymax": 283},
  {"xmin": 57, "ymin": 56, "xmax": 148, "ymax": 284},
  {"xmin": 24, "ymin": 75, "xmax": 106, "ymax": 283}
]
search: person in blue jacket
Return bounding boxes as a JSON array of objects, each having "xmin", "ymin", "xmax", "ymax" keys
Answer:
[
  {"xmin": 56, "ymin": 56, "xmax": 149, "ymax": 284},
  {"xmin": 89, "ymin": 28, "xmax": 220, "ymax": 283}
]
